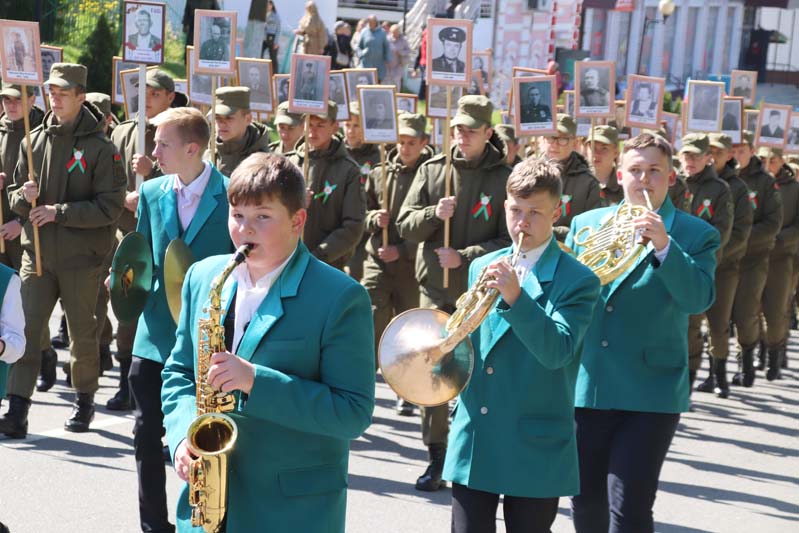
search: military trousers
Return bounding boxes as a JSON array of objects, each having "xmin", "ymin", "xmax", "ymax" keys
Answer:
[
  {"xmin": 418, "ymin": 290, "xmax": 455, "ymax": 447},
  {"xmin": 95, "ymin": 235, "xmax": 137, "ymax": 361},
  {"xmin": 731, "ymin": 253, "xmax": 771, "ymax": 349},
  {"xmin": 761, "ymin": 254, "xmax": 796, "ymax": 349},
  {"xmin": 7, "ymin": 253, "xmax": 102, "ymax": 397},
  {"xmin": 688, "ymin": 260, "xmax": 741, "ymax": 370}
]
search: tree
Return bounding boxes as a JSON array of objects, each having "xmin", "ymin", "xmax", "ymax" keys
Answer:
[{"xmin": 78, "ymin": 13, "xmax": 114, "ymax": 95}]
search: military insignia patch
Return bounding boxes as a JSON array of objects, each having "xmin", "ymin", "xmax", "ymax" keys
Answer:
[
  {"xmin": 558, "ymin": 194, "xmax": 573, "ymax": 218},
  {"xmin": 471, "ymin": 193, "xmax": 492, "ymax": 220},
  {"xmin": 313, "ymin": 180, "xmax": 338, "ymax": 204},
  {"xmin": 748, "ymin": 190, "xmax": 758, "ymax": 210},
  {"xmin": 67, "ymin": 148, "xmax": 86, "ymax": 173},
  {"xmin": 696, "ymin": 198, "xmax": 714, "ymax": 219}
]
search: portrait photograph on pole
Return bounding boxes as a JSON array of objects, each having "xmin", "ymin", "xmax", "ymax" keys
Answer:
[
  {"xmin": 396, "ymin": 93, "xmax": 418, "ymax": 114},
  {"xmin": 786, "ymin": 114, "xmax": 799, "ymax": 154},
  {"xmin": 273, "ymin": 73, "xmax": 290, "ymax": 105},
  {"xmin": 514, "ymin": 75, "xmax": 557, "ymax": 136},
  {"xmin": 358, "ymin": 85, "xmax": 398, "ymax": 144},
  {"xmin": 288, "ymin": 53, "xmax": 330, "ymax": 114},
  {"xmin": 426, "ymin": 84, "xmax": 461, "ymax": 118},
  {"xmin": 730, "ymin": 69, "xmax": 757, "ymax": 107},
  {"xmin": 625, "ymin": 74, "xmax": 664, "ymax": 129},
  {"xmin": 194, "ymin": 9, "xmax": 237, "ymax": 75},
  {"xmin": 756, "ymin": 103, "xmax": 791, "ymax": 148},
  {"xmin": 0, "ymin": 19, "xmax": 42, "ymax": 84},
  {"xmin": 329, "ymin": 71, "xmax": 350, "ymax": 121},
  {"xmin": 721, "ymin": 97, "xmax": 744, "ymax": 144},
  {"xmin": 426, "ymin": 17, "xmax": 472, "ymax": 87},
  {"xmin": 112, "ymin": 56, "xmax": 139, "ymax": 104},
  {"xmin": 122, "ymin": 1, "xmax": 165, "ymax": 65},
  {"xmin": 236, "ymin": 58, "xmax": 273, "ymax": 113},
  {"xmin": 575, "ymin": 60, "xmax": 615, "ymax": 118},
  {"xmin": 472, "ymin": 50, "xmax": 492, "ymax": 93},
  {"xmin": 344, "ymin": 68, "xmax": 377, "ymax": 104},
  {"xmin": 686, "ymin": 80, "xmax": 724, "ymax": 134}
]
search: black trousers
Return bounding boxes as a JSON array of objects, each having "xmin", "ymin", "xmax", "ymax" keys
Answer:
[
  {"xmin": 570, "ymin": 408, "xmax": 680, "ymax": 533},
  {"xmin": 452, "ymin": 483, "xmax": 558, "ymax": 533},
  {"xmin": 129, "ymin": 356, "xmax": 175, "ymax": 533}
]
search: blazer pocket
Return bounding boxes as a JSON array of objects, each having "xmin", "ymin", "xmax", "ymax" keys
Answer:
[
  {"xmin": 518, "ymin": 416, "xmax": 573, "ymax": 446},
  {"xmin": 643, "ymin": 348, "xmax": 684, "ymax": 369},
  {"xmin": 278, "ymin": 464, "xmax": 347, "ymax": 497}
]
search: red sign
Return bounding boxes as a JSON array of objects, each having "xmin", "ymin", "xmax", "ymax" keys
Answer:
[{"xmin": 615, "ymin": 0, "xmax": 635, "ymax": 12}]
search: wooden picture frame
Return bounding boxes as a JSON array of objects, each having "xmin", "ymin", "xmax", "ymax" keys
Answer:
[
  {"xmin": 396, "ymin": 93, "xmax": 418, "ymax": 114},
  {"xmin": 563, "ymin": 90, "xmax": 591, "ymax": 137},
  {"xmin": 119, "ymin": 67, "xmax": 140, "ymax": 119},
  {"xmin": 785, "ymin": 113, "xmax": 799, "ymax": 154},
  {"xmin": 575, "ymin": 60, "xmax": 615, "ymax": 118},
  {"xmin": 193, "ymin": 9, "xmax": 237, "ymax": 75},
  {"xmin": 661, "ymin": 111, "xmax": 680, "ymax": 145},
  {"xmin": 113, "ymin": 56, "xmax": 139, "ymax": 104},
  {"xmin": 744, "ymin": 109, "xmax": 759, "ymax": 135},
  {"xmin": 358, "ymin": 85, "xmax": 398, "ymax": 144},
  {"xmin": 0, "ymin": 19, "xmax": 43, "ymax": 84},
  {"xmin": 273, "ymin": 73, "xmax": 290, "ymax": 106},
  {"xmin": 756, "ymin": 103, "xmax": 791, "ymax": 148},
  {"xmin": 625, "ymin": 74, "xmax": 664, "ymax": 129},
  {"xmin": 343, "ymin": 68, "xmax": 377, "ymax": 104},
  {"xmin": 472, "ymin": 50, "xmax": 492, "ymax": 92},
  {"xmin": 236, "ymin": 57, "xmax": 273, "ymax": 113},
  {"xmin": 730, "ymin": 70, "xmax": 757, "ymax": 107},
  {"xmin": 288, "ymin": 53, "xmax": 330, "ymax": 115},
  {"xmin": 721, "ymin": 96, "xmax": 744, "ymax": 144},
  {"xmin": 329, "ymin": 70, "xmax": 350, "ymax": 121},
  {"xmin": 426, "ymin": 17, "xmax": 473, "ymax": 87},
  {"xmin": 426, "ymin": 84, "xmax": 461, "ymax": 119},
  {"xmin": 686, "ymin": 80, "xmax": 724, "ymax": 134},
  {"xmin": 514, "ymin": 76, "xmax": 557, "ymax": 136},
  {"xmin": 122, "ymin": 1, "xmax": 166, "ymax": 65}
]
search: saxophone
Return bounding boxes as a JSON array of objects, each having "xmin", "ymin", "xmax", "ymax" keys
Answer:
[{"xmin": 186, "ymin": 243, "xmax": 253, "ymax": 533}]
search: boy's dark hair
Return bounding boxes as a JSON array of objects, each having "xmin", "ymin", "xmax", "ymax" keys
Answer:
[
  {"xmin": 228, "ymin": 152, "xmax": 306, "ymax": 214},
  {"xmin": 506, "ymin": 157, "xmax": 562, "ymax": 200},
  {"xmin": 622, "ymin": 132, "xmax": 674, "ymax": 170}
]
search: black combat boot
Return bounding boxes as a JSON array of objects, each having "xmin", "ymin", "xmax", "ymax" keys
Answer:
[
  {"xmin": 36, "ymin": 348, "xmax": 58, "ymax": 392},
  {"xmin": 415, "ymin": 443, "xmax": 447, "ymax": 492},
  {"xmin": 695, "ymin": 356, "xmax": 715, "ymax": 393},
  {"xmin": 395, "ymin": 397, "xmax": 415, "ymax": 416},
  {"xmin": 106, "ymin": 358, "xmax": 133, "ymax": 411},
  {"xmin": 731, "ymin": 350, "xmax": 743, "ymax": 386},
  {"xmin": 99, "ymin": 344, "xmax": 113, "ymax": 376},
  {"xmin": 780, "ymin": 345, "xmax": 789, "ymax": 369},
  {"xmin": 712, "ymin": 358, "xmax": 729, "ymax": 399},
  {"xmin": 0, "ymin": 394, "xmax": 31, "ymax": 439},
  {"xmin": 756, "ymin": 339, "xmax": 766, "ymax": 371},
  {"xmin": 50, "ymin": 314, "xmax": 69, "ymax": 349},
  {"xmin": 741, "ymin": 347, "xmax": 756, "ymax": 387},
  {"xmin": 64, "ymin": 393, "xmax": 95, "ymax": 432},
  {"xmin": 766, "ymin": 347, "xmax": 782, "ymax": 381}
]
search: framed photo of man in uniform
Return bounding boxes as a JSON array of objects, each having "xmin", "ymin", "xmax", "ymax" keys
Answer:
[
  {"xmin": 288, "ymin": 53, "xmax": 330, "ymax": 114},
  {"xmin": 466, "ymin": 70, "xmax": 485, "ymax": 96},
  {"xmin": 426, "ymin": 84, "xmax": 461, "ymax": 118},
  {"xmin": 358, "ymin": 85, "xmax": 398, "ymax": 144},
  {"xmin": 661, "ymin": 112, "xmax": 679, "ymax": 144},
  {"xmin": 514, "ymin": 76, "xmax": 556, "ymax": 136},
  {"xmin": 563, "ymin": 90, "xmax": 590, "ymax": 137},
  {"xmin": 113, "ymin": 56, "xmax": 139, "ymax": 105},
  {"xmin": 396, "ymin": 93, "xmax": 417, "ymax": 114},
  {"xmin": 40, "ymin": 45, "xmax": 61, "ymax": 79},
  {"xmin": 786, "ymin": 114, "xmax": 799, "ymax": 154},
  {"xmin": 122, "ymin": 1, "xmax": 165, "ymax": 65},
  {"xmin": 273, "ymin": 74, "xmax": 290, "ymax": 106},
  {"xmin": 625, "ymin": 74, "xmax": 664, "ymax": 129},
  {"xmin": 507, "ymin": 67, "xmax": 547, "ymax": 116},
  {"xmin": 426, "ymin": 17, "xmax": 472, "ymax": 86},
  {"xmin": 756, "ymin": 103, "xmax": 791, "ymax": 148},
  {"xmin": 236, "ymin": 58, "xmax": 273, "ymax": 113},
  {"xmin": 730, "ymin": 70, "xmax": 757, "ymax": 107},
  {"xmin": 0, "ymin": 20, "xmax": 42, "ymax": 84},
  {"xmin": 745, "ymin": 109, "xmax": 759, "ymax": 134},
  {"xmin": 328, "ymin": 71, "xmax": 349, "ymax": 121},
  {"xmin": 119, "ymin": 67, "xmax": 141, "ymax": 119},
  {"xmin": 472, "ymin": 50, "xmax": 492, "ymax": 93},
  {"xmin": 575, "ymin": 60, "xmax": 615, "ymax": 118},
  {"xmin": 186, "ymin": 46, "xmax": 211, "ymax": 105},
  {"xmin": 686, "ymin": 80, "xmax": 724, "ymax": 133},
  {"xmin": 343, "ymin": 68, "xmax": 377, "ymax": 104},
  {"xmin": 721, "ymin": 96, "xmax": 743, "ymax": 144},
  {"xmin": 194, "ymin": 9, "xmax": 236, "ymax": 75}
]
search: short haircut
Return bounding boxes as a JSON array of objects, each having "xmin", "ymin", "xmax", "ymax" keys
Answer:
[
  {"xmin": 150, "ymin": 107, "xmax": 210, "ymax": 147},
  {"xmin": 506, "ymin": 157, "xmax": 563, "ymax": 200},
  {"xmin": 228, "ymin": 152, "xmax": 306, "ymax": 214},
  {"xmin": 622, "ymin": 132, "xmax": 674, "ymax": 170},
  {"xmin": 769, "ymin": 110, "xmax": 780, "ymax": 117}
]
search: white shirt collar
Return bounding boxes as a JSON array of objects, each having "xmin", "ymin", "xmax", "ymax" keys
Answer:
[
  {"xmin": 230, "ymin": 247, "xmax": 296, "ymax": 292},
  {"xmin": 172, "ymin": 161, "xmax": 212, "ymax": 199},
  {"xmin": 512, "ymin": 236, "xmax": 551, "ymax": 281}
]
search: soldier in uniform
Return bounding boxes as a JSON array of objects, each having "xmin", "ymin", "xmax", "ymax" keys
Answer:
[
  {"xmin": 397, "ymin": 95, "xmax": 511, "ymax": 492},
  {"xmin": 729, "ymin": 131, "xmax": 782, "ymax": 386},
  {"xmin": 86, "ymin": 92, "xmax": 118, "ymax": 136},
  {"xmin": 431, "ymin": 26, "xmax": 466, "ymax": 74},
  {"xmin": 288, "ymin": 101, "xmax": 366, "ymax": 270},
  {"xmin": 270, "ymin": 101, "xmax": 304, "ymax": 155},
  {"xmin": 206, "ymin": 86, "xmax": 271, "ymax": 176},
  {"xmin": 541, "ymin": 114, "xmax": 601, "ymax": 240},
  {"xmin": 677, "ymin": 134, "xmax": 734, "ymax": 391},
  {"xmin": 494, "ymin": 124, "xmax": 522, "ymax": 167},
  {"xmin": 756, "ymin": 147, "xmax": 798, "ymax": 379},
  {"xmin": 362, "ymin": 113, "xmax": 433, "ymax": 415},
  {"xmin": 0, "ymin": 63, "xmax": 127, "ymax": 437},
  {"xmin": 589, "ymin": 125, "xmax": 623, "ymax": 207},
  {"xmin": 694, "ymin": 134, "xmax": 752, "ymax": 398},
  {"xmin": 199, "ymin": 22, "xmax": 229, "ymax": 62},
  {"xmin": 580, "ymin": 68, "xmax": 609, "ymax": 107}
]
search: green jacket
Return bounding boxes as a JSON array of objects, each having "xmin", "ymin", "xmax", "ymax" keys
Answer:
[
  {"xmin": 738, "ymin": 156, "xmax": 782, "ymax": 255},
  {"xmin": 346, "ymin": 142, "xmax": 382, "ymax": 180},
  {"xmin": 555, "ymin": 151, "xmax": 601, "ymax": 240},
  {"xmin": 364, "ymin": 145, "xmax": 434, "ymax": 261},
  {"xmin": 110, "ymin": 117, "xmax": 162, "ymax": 233},
  {"xmin": 669, "ymin": 175, "xmax": 692, "ymax": 212},
  {"xmin": 598, "ymin": 165, "xmax": 623, "ymax": 207},
  {"xmin": 397, "ymin": 134, "xmax": 511, "ymax": 303},
  {"xmin": 288, "ymin": 135, "xmax": 366, "ymax": 269},
  {"xmin": 207, "ymin": 121, "xmax": 271, "ymax": 177},
  {"xmin": 683, "ymin": 164, "xmax": 734, "ymax": 253},
  {"xmin": 772, "ymin": 164, "xmax": 799, "ymax": 258},
  {"xmin": 8, "ymin": 102, "xmax": 127, "ymax": 269},
  {"xmin": 717, "ymin": 161, "xmax": 753, "ymax": 265}
]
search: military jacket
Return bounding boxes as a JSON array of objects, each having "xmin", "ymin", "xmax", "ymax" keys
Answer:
[
  {"xmin": 683, "ymin": 164, "xmax": 734, "ymax": 253},
  {"xmin": 110, "ymin": 117, "xmax": 161, "ymax": 232},
  {"xmin": 598, "ymin": 166, "xmax": 623, "ymax": 207},
  {"xmin": 717, "ymin": 161, "xmax": 753, "ymax": 265},
  {"xmin": 772, "ymin": 164, "xmax": 799, "ymax": 258},
  {"xmin": 738, "ymin": 156, "xmax": 782, "ymax": 255},
  {"xmin": 554, "ymin": 151, "xmax": 601, "ymax": 240},
  {"xmin": 206, "ymin": 121, "xmax": 271, "ymax": 177}
]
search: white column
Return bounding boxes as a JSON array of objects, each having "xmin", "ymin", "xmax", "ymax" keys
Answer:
[
  {"xmin": 582, "ymin": 8, "xmax": 594, "ymax": 53},
  {"xmin": 692, "ymin": 3, "xmax": 709, "ymax": 76},
  {"xmin": 670, "ymin": 0, "xmax": 688, "ymax": 82},
  {"xmin": 607, "ymin": 10, "xmax": 621, "ymax": 63},
  {"xmin": 627, "ymin": 0, "xmax": 647, "ymax": 76},
  {"xmin": 651, "ymin": 2, "xmax": 667, "ymax": 77},
  {"xmin": 711, "ymin": 0, "xmax": 727, "ymax": 74},
  {"xmin": 729, "ymin": 3, "xmax": 744, "ymax": 71}
]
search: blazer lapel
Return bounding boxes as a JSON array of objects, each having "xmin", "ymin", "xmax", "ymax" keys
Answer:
[
  {"xmin": 183, "ymin": 169, "xmax": 223, "ymax": 246},
  {"xmin": 158, "ymin": 178, "xmax": 180, "ymax": 241}
]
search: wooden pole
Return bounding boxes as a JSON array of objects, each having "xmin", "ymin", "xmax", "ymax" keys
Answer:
[
  {"xmin": 379, "ymin": 143, "xmax": 388, "ymax": 249},
  {"xmin": 302, "ymin": 114, "xmax": 310, "ymax": 241},
  {"xmin": 590, "ymin": 117, "xmax": 596, "ymax": 161},
  {"xmin": 135, "ymin": 64, "xmax": 147, "ymax": 193},
  {"xmin": 21, "ymin": 87, "xmax": 41, "ymax": 276},
  {"xmin": 443, "ymin": 86, "xmax": 453, "ymax": 289},
  {"xmin": 210, "ymin": 75, "xmax": 217, "ymax": 164}
]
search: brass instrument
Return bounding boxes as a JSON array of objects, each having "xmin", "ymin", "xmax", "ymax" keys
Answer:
[
  {"xmin": 378, "ymin": 233, "xmax": 525, "ymax": 406},
  {"xmin": 571, "ymin": 190, "xmax": 654, "ymax": 285},
  {"xmin": 186, "ymin": 244, "xmax": 252, "ymax": 533}
]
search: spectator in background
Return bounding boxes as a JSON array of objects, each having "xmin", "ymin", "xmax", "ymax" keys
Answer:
[
  {"xmin": 351, "ymin": 18, "xmax": 367, "ymax": 67},
  {"xmin": 295, "ymin": 1, "xmax": 328, "ymax": 55},
  {"xmin": 262, "ymin": 0, "xmax": 281, "ymax": 70},
  {"xmin": 354, "ymin": 15, "xmax": 392, "ymax": 82},
  {"xmin": 332, "ymin": 21, "xmax": 353, "ymax": 69},
  {"xmin": 385, "ymin": 24, "xmax": 411, "ymax": 91},
  {"xmin": 381, "ymin": 21, "xmax": 391, "ymax": 33}
]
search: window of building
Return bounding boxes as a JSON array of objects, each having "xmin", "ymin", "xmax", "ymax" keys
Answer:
[{"xmin": 682, "ymin": 6, "xmax": 700, "ymax": 79}]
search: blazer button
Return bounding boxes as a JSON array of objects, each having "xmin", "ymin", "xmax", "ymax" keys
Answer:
[
  {"xmin": 606, "ymin": 305, "xmax": 614, "ymax": 313},
  {"xmin": 480, "ymin": 406, "xmax": 488, "ymax": 415},
  {"xmin": 486, "ymin": 367, "xmax": 494, "ymax": 375},
  {"xmin": 601, "ymin": 340, "xmax": 609, "ymax": 348}
]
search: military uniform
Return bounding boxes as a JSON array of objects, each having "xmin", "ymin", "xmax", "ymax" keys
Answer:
[
  {"xmin": 554, "ymin": 151, "xmax": 601, "ymax": 239},
  {"xmin": 199, "ymin": 35, "xmax": 228, "ymax": 61},
  {"xmin": 520, "ymin": 103, "xmax": 552, "ymax": 124},
  {"xmin": 345, "ymin": 129, "xmax": 381, "ymax": 282},
  {"xmin": 592, "ymin": 125, "xmax": 623, "ymax": 207},
  {"xmin": 580, "ymin": 87, "xmax": 610, "ymax": 107},
  {"xmin": 430, "ymin": 26, "xmax": 466, "ymax": 73},
  {"xmin": 669, "ymin": 174, "xmax": 692, "ymax": 212},
  {"xmin": 269, "ymin": 101, "xmax": 303, "ymax": 155}
]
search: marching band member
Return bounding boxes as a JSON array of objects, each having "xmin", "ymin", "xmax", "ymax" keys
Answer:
[
  {"xmin": 566, "ymin": 133, "xmax": 720, "ymax": 533},
  {"xmin": 162, "ymin": 152, "xmax": 375, "ymax": 531},
  {"xmin": 444, "ymin": 157, "xmax": 600, "ymax": 533}
]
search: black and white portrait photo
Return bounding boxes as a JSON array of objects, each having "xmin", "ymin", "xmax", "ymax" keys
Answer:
[
  {"xmin": 426, "ymin": 84, "xmax": 461, "ymax": 118},
  {"xmin": 40, "ymin": 45, "xmax": 61, "ymax": 79},
  {"xmin": 237, "ymin": 58, "xmax": 273, "ymax": 112},
  {"xmin": 730, "ymin": 70, "xmax": 757, "ymax": 107},
  {"xmin": 686, "ymin": 81, "xmax": 724, "ymax": 133},
  {"xmin": 194, "ymin": 9, "xmax": 236, "ymax": 74},
  {"xmin": 0, "ymin": 20, "xmax": 42, "ymax": 84},
  {"xmin": 274, "ymin": 74, "xmax": 290, "ymax": 106},
  {"xmin": 344, "ymin": 68, "xmax": 377, "ymax": 105},
  {"xmin": 396, "ymin": 93, "xmax": 417, "ymax": 114},
  {"xmin": 662, "ymin": 112, "xmax": 679, "ymax": 144},
  {"xmin": 123, "ymin": 1, "xmax": 165, "ymax": 65},
  {"xmin": 515, "ymin": 76, "xmax": 556, "ymax": 135},
  {"xmin": 472, "ymin": 51, "xmax": 491, "ymax": 92},
  {"xmin": 721, "ymin": 97, "xmax": 743, "ymax": 144},
  {"xmin": 757, "ymin": 104, "xmax": 790, "ymax": 147},
  {"xmin": 186, "ymin": 46, "xmax": 211, "ymax": 105},
  {"xmin": 119, "ymin": 67, "xmax": 140, "ymax": 119},
  {"xmin": 745, "ymin": 110, "xmax": 759, "ymax": 135},
  {"xmin": 113, "ymin": 56, "xmax": 139, "ymax": 104},
  {"xmin": 359, "ymin": 86, "xmax": 398, "ymax": 144},
  {"xmin": 576, "ymin": 61, "xmax": 614, "ymax": 117},
  {"xmin": 289, "ymin": 54, "xmax": 330, "ymax": 114},
  {"xmin": 427, "ymin": 18, "xmax": 472, "ymax": 86},
  {"xmin": 563, "ymin": 91, "xmax": 590, "ymax": 137},
  {"xmin": 786, "ymin": 115, "xmax": 799, "ymax": 153},
  {"xmin": 329, "ymin": 71, "xmax": 349, "ymax": 121},
  {"xmin": 626, "ymin": 75, "xmax": 664, "ymax": 129}
]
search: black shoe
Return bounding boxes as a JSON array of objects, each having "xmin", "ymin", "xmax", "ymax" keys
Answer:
[
  {"xmin": 50, "ymin": 315, "xmax": 69, "ymax": 349},
  {"xmin": 713, "ymin": 359, "xmax": 729, "ymax": 399},
  {"xmin": 415, "ymin": 444, "xmax": 447, "ymax": 492},
  {"xmin": 766, "ymin": 348, "xmax": 782, "ymax": 381},
  {"xmin": 741, "ymin": 347, "xmax": 756, "ymax": 388},
  {"xmin": 695, "ymin": 374, "xmax": 715, "ymax": 393},
  {"xmin": 781, "ymin": 346, "xmax": 789, "ymax": 369},
  {"xmin": 36, "ymin": 348, "xmax": 58, "ymax": 392},
  {"xmin": 106, "ymin": 358, "xmax": 133, "ymax": 411},
  {"xmin": 756, "ymin": 339, "xmax": 766, "ymax": 371},
  {"xmin": 0, "ymin": 395, "xmax": 31, "ymax": 439},
  {"xmin": 99, "ymin": 344, "xmax": 113, "ymax": 376},
  {"xmin": 688, "ymin": 370, "xmax": 697, "ymax": 396},
  {"xmin": 396, "ymin": 398, "xmax": 415, "ymax": 416},
  {"xmin": 64, "ymin": 393, "xmax": 95, "ymax": 432},
  {"xmin": 62, "ymin": 361, "xmax": 71, "ymax": 387}
]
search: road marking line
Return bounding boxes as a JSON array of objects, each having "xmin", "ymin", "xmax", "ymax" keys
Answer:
[{"xmin": 0, "ymin": 415, "xmax": 134, "ymax": 447}]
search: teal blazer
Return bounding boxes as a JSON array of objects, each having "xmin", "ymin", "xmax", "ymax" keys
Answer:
[
  {"xmin": 161, "ymin": 242, "xmax": 376, "ymax": 532},
  {"xmin": 443, "ymin": 237, "xmax": 600, "ymax": 498},
  {"xmin": 565, "ymin": 197, "xmax": 720, "ymax": 413},
  {"xmin": 0, "ymin": 263, "xmax": 17, "ymax": 399},
  {"xmin": 133, "ymin": 167, "xmax": 234, "ymax": 364}
]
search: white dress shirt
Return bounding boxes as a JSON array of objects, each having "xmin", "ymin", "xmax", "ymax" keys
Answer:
[
  {"xmin": 0, "ymin": 275, "xmax": 25, "ymax": 364},
  {"xmin": 512, "ymin": 237, "xmax": 551, "ymax": 283},
  {"xmin": 172, "ymin": 162, "xmax": 212, "ymax": 232},
  {"xmin": 228, "ymin": 250, "xmax": 296, "ymax": 352}
]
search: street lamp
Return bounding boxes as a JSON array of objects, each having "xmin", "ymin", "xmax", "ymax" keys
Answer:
[{"xmin": 636, "ymin": 0, "xmax": 676, "ymax": 75}]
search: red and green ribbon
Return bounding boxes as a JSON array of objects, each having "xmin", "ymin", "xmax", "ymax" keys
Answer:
[
  {"xmin": 748, "ymin": 191, "xmax": 758, "ymax": 210},
  {"xmin": 471, "ymin": 193, "xmax": 492, "ymax": 220},
  {"xmin": 313, "ymin": 180, "xmax": 337, "ymax": 204},
  {"xmin": 67, "ymin": 148, "xmax": 86, "ymax": 173},
  {"xmin": 559, "ymin": 194, "xmax": 572, "ymax": 218},
  {"xmin": 696, "ymin": 199, "xmax": 714, "ymax": 219}
]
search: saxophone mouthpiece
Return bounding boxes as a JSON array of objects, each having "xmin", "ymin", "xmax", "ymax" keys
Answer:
[{"xmin": 234, "ymin": 243, "xmax": 254, "ymax": 264}]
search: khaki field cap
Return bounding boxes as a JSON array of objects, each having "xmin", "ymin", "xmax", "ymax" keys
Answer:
[
  {"xmin": 313, "ymin": 100, "xmax": 338, "ymax": 122},
  {"xmin": 708, "ymin": 133, "xmax": 733, "ymax": 151},
  {"xmin": 493, "ymin": 124, "xmax": 518, "ymax": 144},
  {"xmin": 214, "ymin": 86, "xmax": 251, "ymax": 116},
  {"xmin": 44, "ymin": 63, "xmax": 87, "ymax": 89},
  {"xmin": 0, "ymin": 82, "xmax": 35, "ymax": 98},
  {"xmin": 398, "ymin": 112, "xmax": 426, "ymax": 137},
  {"xmin": 146, "ymin": 69, "xmax": 175, "ymax": 93},
  {"xmin": 591, "ymin": 125, "xmax": 618, "ymax": 146},
  {"xmin": 85, "ymin": 92, "xmax": 112, "ymax": 116},
  {"xmin": 451, "ymin": 95, "xmax": 492, "ymax": 129},
  {"xmin": 348, "ymin": 101, "xmax": 361, "ymax": 116},
  {"xmin": 757, "ymin": 146, "xmax": 783, "ymax": 159},
  {"xmin": 679, "ymin": 133, "xmax": 710, "ymax": 154},
  {"xmin": 556, "ymin": 113, "xmax": 577, "ymax": 137},
  {"xmin": 274, "ymin": 101, "xmax": 303, "ymax": 127},
  {"xmin": 741, "ymin": 130, "xmax": 755, "ymax": 147}
]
